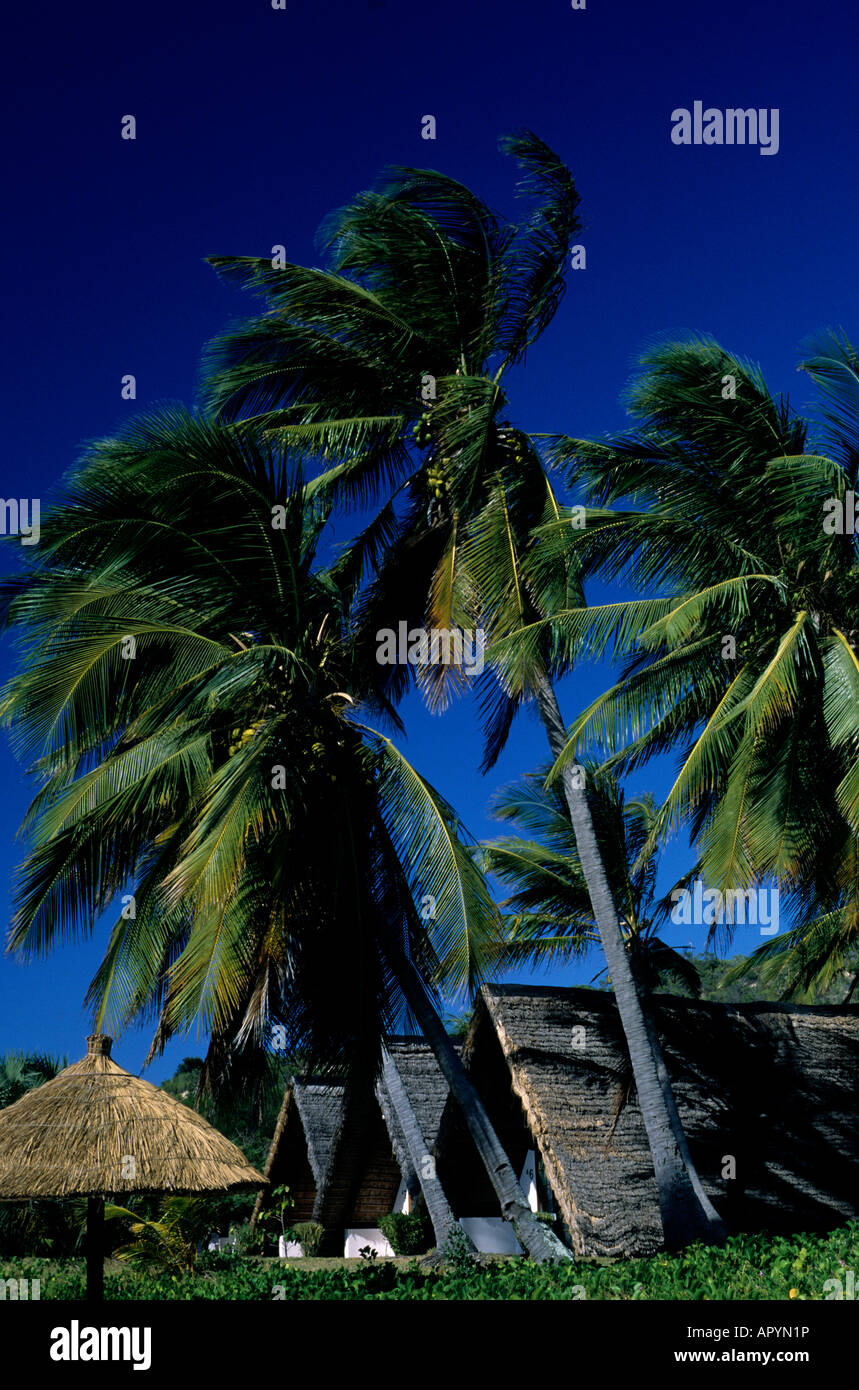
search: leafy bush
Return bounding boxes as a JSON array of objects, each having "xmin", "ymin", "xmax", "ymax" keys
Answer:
[
  {"xmin": 230, "ymin": 1222, "xmax": 261, "ymax": 1255},
  {"xmin": 0, "ymin": 1198, "xmax": 84, "ymax": 1259},
  {"xmin": 196, "ymin": 1249, "xmax": 238, "ymax": 1272},
  {"xmin": 379, "ymin": 1212, "xmax": 432, "ymax": 1256},
  {"xmin": 441, "ymin": 1225, "xmax": 475, "ymax": 1268},
  {"xmin": 293, "ymin": 1221, "xmax": 324, "ymax": 1257}
]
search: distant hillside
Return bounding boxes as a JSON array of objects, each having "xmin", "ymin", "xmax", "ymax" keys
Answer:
[{"xmin": 654, "ymin": 951, "xmax": 859, "ymax": 1006}]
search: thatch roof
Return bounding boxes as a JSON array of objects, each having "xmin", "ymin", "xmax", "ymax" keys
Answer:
[
  {"xmin": 253, "ymin": 1080, "xmax": 346, "ymax": 1226},
  {"xmin": 294, "ymin": 1083, "xmax": 345, "ymax": 1189},
  {"xmin": 0, "ymin": 1035, "xmax": 266, "ymax": 1200},
  {"xmin": 255, "ymin": 1076, "xmax": 402, "ymax": 1245},
  {"xmin": 255, "ymin": 1041, "xmax": 459, "ymax": 1242},
  {"xmin": 464, "ymin": 985, "xmax": 859, "ymax": 1258},
  {"xmin": 375, "ymin": 1039, "xmax": 457, "ymax": 1183}
]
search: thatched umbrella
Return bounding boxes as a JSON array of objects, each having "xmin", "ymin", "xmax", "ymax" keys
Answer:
[{"xmin": 0, "ymin": 1034, "xmax": 267, "ymax": 1299}]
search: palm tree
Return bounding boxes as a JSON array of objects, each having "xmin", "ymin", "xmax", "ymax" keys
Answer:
[
  {"xmin": 535, "ymin": 334, "xmax": 859, "ymax": 997},
  {"xmin": 482, "ymin": 763, "xmax": 716, "ymax": 1186},
  {"xmin": 0, "ymin": 1051, "xmax": 68, "ymax": 1256},
  {"xmin": 0, "ymin": 1052, "xmax": 65, "ymax": 1109},
  {"xmin": 481, "ymin": 761, "xmax": 700, "ymax": 998},
  {"xmin": 200, "ymin": 132, "xmax": 725, "ymax": 1247},
  {"xmin": 0, "ymin": 409, "xmax": 565, "ymax": 1261}
]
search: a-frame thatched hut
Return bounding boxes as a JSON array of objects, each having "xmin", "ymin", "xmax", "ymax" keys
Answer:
[
  {"xmin": 453, "ymin": 984, "xmax": 859, "ymax": 1258},
  {"xmin": 254, "ymin": 1041, "xmax": 460, "ymax": 1254},
  {"xmin": 252, "ymin": 1082, "xmax": 345, "ymax": 1230},
  {"xmin": 252, "ymin": 1079, "xmax": 400, "ymax": 1248}
]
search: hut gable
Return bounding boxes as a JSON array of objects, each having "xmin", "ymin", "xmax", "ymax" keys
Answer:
[
  {"xmin": 254, "ymin": 1083, "xmax": 346, "ymax": 1226},
  {"xmin": 293, "ymin": 1084, "xmax": 344, "ymax": 1188},
  {"xmin": 468, "ymin": 985, "xmax": 859, "ymax": 1258},
  {"xmin": 380, "ymin": 1040, "xmax": 458, "ymax": 1159},
  {"xmin": 375, "ymin": 1042, "xmax": 461, "ymax": 1245}
]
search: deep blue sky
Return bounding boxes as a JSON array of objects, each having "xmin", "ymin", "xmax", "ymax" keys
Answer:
[{"xmin": 1, "ymin": 0, "xmax": 856, "ymax": 1079}]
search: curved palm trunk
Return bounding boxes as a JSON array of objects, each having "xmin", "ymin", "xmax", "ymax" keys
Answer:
[
  {"xmin": 251, "ymin": 1086, "xmax": 293, "ymax": 1229},
  {"xmin": 532, "ymin": 671, "xmax": 725, "ymax": 1249},
  {"xmin": 378, "ymin": 1048, "xmax": 458, "ymax": 1251},
  {"xmin": 387, "ymin": 940, "xmax": 571, "ymax": 1263},
  {"xmin": 637, "ymin": 993, "xmax": 722, "ymax": 1229}
]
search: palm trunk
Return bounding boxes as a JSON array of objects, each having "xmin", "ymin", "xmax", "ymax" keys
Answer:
[
  {"xmin": 251, "ymin": 1086, "xmax": 292, "ymax": 1229},
  {"xmin": 532, "ymin": 670, "xmax": 725, "ymax": 1249},
  {"xmin": 378, "ymin": 1047, "xmax": 458, "ymax": 1251},
  {"xmin": 637, "ymin": 970, "xmax": 726, "ymax": 1235},
  {"xmin": 387, "ymin": 938, "xmax": 571, "ymax": 1262}
]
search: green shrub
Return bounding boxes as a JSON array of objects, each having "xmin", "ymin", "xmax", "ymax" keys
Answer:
[
  {"xmin": 293, "ymin": 1221, "xmax": 324, "ymax": 1257},
  {"xmin": 441, "ymin": 1224, "xmax": 475, "ymax": 1268},
  {"xmin": 379, "ymin": 1211, "xmax": 431, "ymax": 1256},
  {"xmin": 196, "ymin": 1249, "xmax": 238, "ymax": 1272},
  {"xmin": 256, "ymin": 1185, "xmax": 294, "ymax": 1255},
  {"xmin": 230, "ymin": 1222, "xmax": 261, "ymax": 1255}
]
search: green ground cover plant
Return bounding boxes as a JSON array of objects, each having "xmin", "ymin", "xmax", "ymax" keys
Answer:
[{"xmin": 4, "ymin": 1223, "xmax": 855, "ymax": 1301}]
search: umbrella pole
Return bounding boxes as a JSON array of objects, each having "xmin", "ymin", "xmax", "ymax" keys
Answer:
[{"xmin": 86, "ymin": 1196, "xmax": 104, "ymax": 1302}]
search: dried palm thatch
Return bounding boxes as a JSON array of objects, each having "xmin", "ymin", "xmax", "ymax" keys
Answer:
[
  {"xmin": 0, "ymin": 1035, "xmax": 266, "ymax": 1199},
  {"xmin": 460, "ymin": 985, "xmax": 859, "ymax": 1258},
  {"xmin": 251, "ymin": 1080, "xmax": 345, "ymax": 1230}
]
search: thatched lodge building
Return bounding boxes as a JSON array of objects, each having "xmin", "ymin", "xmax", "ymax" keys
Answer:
[
  {"xmin": 253, "ymin": 1041, "xmax": 459, "ymax": 1255},
  {"xmin": 255, "ymin": 987, "xmax": 859, "ymax": 1258},
  {"xmin": 453, "ymin": 985, "xmax": 859, "ymax": 1257}
]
